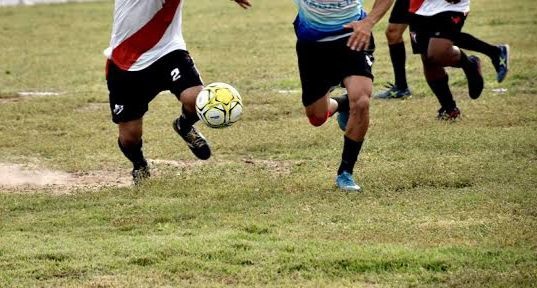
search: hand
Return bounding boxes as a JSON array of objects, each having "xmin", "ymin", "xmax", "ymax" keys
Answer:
[
  {"xmin": 233, "ymin": 0, "xmax": 252, "ymax": 9},
  {"xmin": 343, "ymin": 18, "xmax": 374, "ymax": 51},
  {"xmin": 445, "ymin": 0, "xmax": 461, "ymax": 3}
]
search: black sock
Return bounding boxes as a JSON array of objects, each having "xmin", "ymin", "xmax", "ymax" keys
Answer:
[
  {"xmin": 118, "ymin": 138, "xmax": 147, "ymax": 169},
  {"xmin": 426, "ymin": 75, "xmax": 456, "ymax": 111},
  {"xmin": 177, "ymin": 111, "xmax": 198, "ymax": 134},
  {"xmin": 389, "ymin": 42, "xmax": 408, "ymax": 89},
  {"xmin": 332, "ymin": 94, "xmax": 349, "ymax": 112},
  {"xmin": 456, "ymin": 32, "xmax": 499, "ymax": 62},
  {"xmin": 337, "ymin": 136, "xmax": 364, "ymax": 175}
]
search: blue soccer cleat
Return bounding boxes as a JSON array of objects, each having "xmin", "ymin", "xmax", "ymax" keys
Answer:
[
  {"xmin": 495, "ymin": 44, "xmax": 510, "ymax": 83},
  {"xmin": 337, "ymin": 110, "xmax": 348, "ymax": 132},
  {"xmin": 374, "ymin": 83, "xmax": 412, "ymax": 100},
  {"xmin": 336, "ymin": 171, "xmax": 362, "ymax": 192}
]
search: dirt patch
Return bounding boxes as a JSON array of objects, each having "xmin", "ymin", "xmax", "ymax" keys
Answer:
[
  {"xmin": 0, "ymin": 163, "xmax": 130, "ymax": 194},
  {"xmin": 0, "ymin": 159, "xmax": 205, "ymax": 194},
  {"xmin": 0, "ymin": 158, "xmax": 304, "ymax": 194}
]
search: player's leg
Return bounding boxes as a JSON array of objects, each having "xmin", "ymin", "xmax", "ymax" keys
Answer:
[
  {"xmin": 296, "ymin": 40, "xmax": 339, "ymax": 127},
  {"xmin": 422, "ymin": 12, "xmax": 484, "ymax": 101},
  {"xmin": 118, "ymin": 118, "xmax": 150, "ymax": 184},
  {"xmin": 427, "ymin": 37, "xmax": 484, "ymax": 100},
  {"xmin": 375, "ymin": 23, "xmax": 412, "ymax": 99},
  {"xmin": 375, "ymin": 0, "xmax": 412, "ymax": 99},
  {"xmin": 107, "ymin": 60, "xmax": 153, "ymax": 184},
  {"xmin": 420, "ymin": 53, "xmax": 460, "ymax": 120},
  {"xmin": 335, "ymin": 75, "xmax": 372, "ymax": 192},
  {"xmin": 456, "ymin": 33, "xmax": 509, "ymax": 82},
  {"xmin": 166, "ymin": 50, "xmax": 211, "ymax": 160},
  {"xmin": 304, "ymin": 94, "xmax": 338, "ymax": 127}
]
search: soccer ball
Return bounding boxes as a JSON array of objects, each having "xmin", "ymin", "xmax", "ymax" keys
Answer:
[{"xmin": 195, "ymin": 82, "xmax": 243, "ymax": 128}]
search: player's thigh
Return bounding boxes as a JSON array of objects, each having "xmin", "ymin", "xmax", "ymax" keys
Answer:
[
  {"xmin": 304, "ymin": 93, "xmax": 331, "ymax": 118},
  {"xmin": 389, "ymin": 0, "xmax": 412, "ymax": 25},
  {"xmin": 106, "ymin": 60, "xmax": 158, "ymax": 124},
  {"xmin": 296, "ymin": 40, "xmax": 339, "ymax": 109},
  {"xmin": 427, "ymin": 37, "xmax": 456, "ymax": 61},
  {"xmin": 343, "ymin": 75, "xmax": 373, "ymax": 110},
  {"xmin": 160, "ymin": 50, "xmax": 204, "ymax": 100}
]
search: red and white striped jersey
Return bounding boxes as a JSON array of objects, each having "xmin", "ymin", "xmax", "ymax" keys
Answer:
[
  {"xmin": 409, "ymin": 0, "xmax": 470, "ymax": 16},
  {"xmin": 104, "ymin": 0, "xmax": 186, "ymax": 71}
]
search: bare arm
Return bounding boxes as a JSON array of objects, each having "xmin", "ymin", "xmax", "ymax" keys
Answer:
[
  {"xmin": 344, "ymin": 0, "xmax": 394, "ymax": 51},
  {"xmin": 233, "ymin": 0, "xmax": 252, "ymax": 9}
]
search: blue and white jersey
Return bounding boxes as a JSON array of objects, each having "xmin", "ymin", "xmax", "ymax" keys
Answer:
[{"xmin": 294, "ymin": 0, "xmax": 367, "ymax": 42}]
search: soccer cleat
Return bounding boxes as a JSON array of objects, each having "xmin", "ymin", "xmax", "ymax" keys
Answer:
[
  {"xmin": 374, "ymin": 83, "xmax": 412, "ymax": 100},
  {"xmin": 494, "ymin": 44, "xmax": 510, "ymax": 83},
  {"xmin": 336, "ymin": 171, "xmax": 362, "ymax": 192},
  {"xmin": 465, "ymin": 56, "xmax": 484, "ymax": 100},
  {"xmin": 336, "ymin": 110, "xmax": 348, "ymax": 131},
  {"xmin": 173, "ymin": 118, "xmax": 211, "ymax": 160},
  {"xmin": 437, "ymin": 107, "xmax": 461, "ymax": 121},
  {"xmin": 132, "ymin": 165, "xmax": 150, "ymax": 185}
]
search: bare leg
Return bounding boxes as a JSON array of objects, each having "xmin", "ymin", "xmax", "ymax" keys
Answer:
[{"xmin": 304, "ymin": 93, "xmax": 338, "ymax": 127}]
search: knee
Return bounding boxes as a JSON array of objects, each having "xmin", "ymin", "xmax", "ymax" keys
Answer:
[
  {"xmin": 349, "ymin": 91, "xmax": 371, "ymax": 114},
  {"xmin": 119, "ymin": 125, "xmax": 142, "ymax": 145},
  {"xmin": 385, "ymin": 26, "xmax": 403, "ymax": 44},
  {"xmin": 307, "ymin": 112, "xmax": 329, "ymax": 127}
]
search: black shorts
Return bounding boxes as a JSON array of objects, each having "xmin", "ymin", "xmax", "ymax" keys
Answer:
[
  {"xmin": 106, "ymin": 50, "xmax": 203, "ymax": 124},
  {"xmin": 409, "ymin": 12, "xmax": 467, "ymax": 55},
  {"xmin": 388, "ymin": 0, "xmax": 411, "ymax": 24},
  {"xmin": 296, "ymin": 35, "xmax": 375, "ymax": 107}
]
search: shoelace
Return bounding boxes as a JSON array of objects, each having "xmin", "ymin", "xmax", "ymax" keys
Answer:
[
  {"xmin": 383, "ymin": 82, "xmax": 396, "ymax": 90},
  {"xmin": 339, "ymin": 173, "xmax": 356, "ymax": 187},
  {"xmin": 185, "ymin": 130, "xmax": 206, "ymax": 148}
]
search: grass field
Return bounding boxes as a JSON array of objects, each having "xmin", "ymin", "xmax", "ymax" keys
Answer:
[{"xmin": 1, "ymin": 0, "xmax": 536, "ymax": 287}]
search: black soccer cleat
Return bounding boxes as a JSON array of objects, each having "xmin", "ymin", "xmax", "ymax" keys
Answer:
[
  {"xmin": 465, "ymin": 55, "xmax": 484, "ymax": 100},
  {"xmin": 173, "ymin": 118, "xmax": 211, "ymax": 160},
  {"xmin": 132, "ymin": 165, "xmax": 150, "ymax": 185},
  {"xmin": 437, "ymin": 107, "xmax": 461, "ymax": 121}
]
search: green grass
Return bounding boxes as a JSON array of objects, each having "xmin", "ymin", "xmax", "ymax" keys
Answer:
[{"xmin": 1, "ymin": 0, "xmax": 536, "ymax": 287}]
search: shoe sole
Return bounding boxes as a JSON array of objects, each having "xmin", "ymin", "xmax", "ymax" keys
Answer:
[{"xmin": 336, "ymin": 185, "xmax": 362, "ymax": 192}]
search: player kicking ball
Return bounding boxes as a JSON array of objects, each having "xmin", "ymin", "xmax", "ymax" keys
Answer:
[
  {"xmin": 293, "ymin": 0, "xmax": 394, "ymax": 192},
  {"xmin": 105, "ymin": 0, "xmax": 252, "ymax": 184}
]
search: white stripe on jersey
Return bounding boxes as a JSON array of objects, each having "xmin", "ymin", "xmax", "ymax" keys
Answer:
[{"xmin": 413, "ymin": 0, "xmax": 470, "ymax": 16}]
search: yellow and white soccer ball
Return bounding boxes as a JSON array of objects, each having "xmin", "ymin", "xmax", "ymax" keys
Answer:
[{"xmin": 195, "ymin": 82, "xmax": 243, "ymax": 128}]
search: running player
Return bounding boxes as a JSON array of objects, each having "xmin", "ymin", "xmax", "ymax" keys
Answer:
[
  {"xmin": 105, "ymin": 0, "xmax": 252, "ymax": 184},
  {"xmin": 294, "ymin": 0, "xmax": 394, "ymax": 192},
  {"xmin": 408, "ymin": 0, "xmax": 509, "ymax": 119},
  {"xmin": 375, "ymin": 0, "xmax": 509, "ymax": 100}
]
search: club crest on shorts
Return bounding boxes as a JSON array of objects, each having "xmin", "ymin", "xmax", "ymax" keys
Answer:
[
  {"xmin": 365, "ymin": 55, "xmax": 373, "ymax": 67},
  {"xmin": 113, "ymin": 104, "xmax": 124, "ymax": 115}
]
